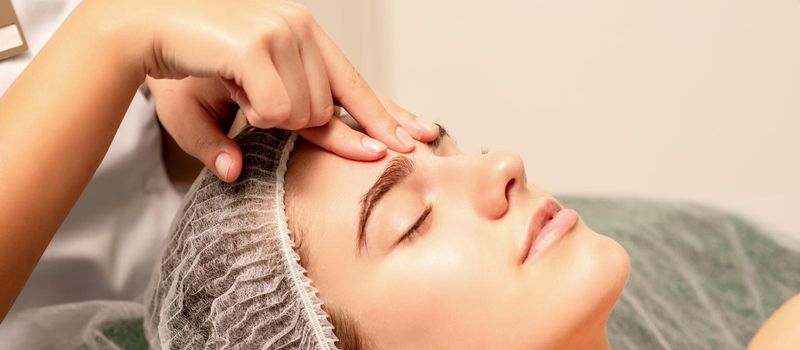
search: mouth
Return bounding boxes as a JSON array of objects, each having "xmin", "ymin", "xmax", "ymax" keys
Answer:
[
  {"xmin": 520, "ymin": 198, "xmax": 562, "ymax": 264},
  {"xmin": 520, "ymin": 198, "xmax": 579, "ymax": 264}
]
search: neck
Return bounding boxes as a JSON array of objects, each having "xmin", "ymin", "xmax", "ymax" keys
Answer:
[
  {"xmin": 575, "ymin": 328, "xmax": 611, "ymax": 349},
  {"xmin": 587, "ymin": 331, "xmax": 612, "ymax": 350},
  {"xmin": 572, "ymin": 289, "xmax": 621, "ymax": 350},
  {"xmin": 563, "ymin": 316, "xmax": 612, "ymax": 350}
]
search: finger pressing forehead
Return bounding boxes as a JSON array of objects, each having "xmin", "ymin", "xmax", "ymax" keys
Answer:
[{"xmin": 310, "ymin": 24, "xmax": 414, "ymax": 152}]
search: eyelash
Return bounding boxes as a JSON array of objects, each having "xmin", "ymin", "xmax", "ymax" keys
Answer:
[{"xmin": 402, "ymin": 206, "xmax": 432, "ymax": 243}]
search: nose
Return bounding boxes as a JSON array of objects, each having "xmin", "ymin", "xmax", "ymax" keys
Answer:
[{"xmin": 470, "ymin": 151, "xmax": 526, "ymax": 219}]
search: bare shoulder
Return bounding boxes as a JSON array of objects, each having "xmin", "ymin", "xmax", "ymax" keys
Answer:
[{"xmin": 748, "ymin": 293, "xmax": 800, "ymax": 350}]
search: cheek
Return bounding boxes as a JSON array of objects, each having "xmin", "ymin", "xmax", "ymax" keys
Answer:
[{"xmin": 362, "ymin": 228, "xmax": 516, "ymax": 347}]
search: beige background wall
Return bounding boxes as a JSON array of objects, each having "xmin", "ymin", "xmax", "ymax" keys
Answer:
[{"xmin": 304, "ymin": 0, "xmax": 800, "ymax": 244}]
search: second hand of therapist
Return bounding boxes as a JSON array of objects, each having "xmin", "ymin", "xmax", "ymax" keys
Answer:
[{"xmin": 0, "ymin": 0, "xmax": 438, "ymax": 321}]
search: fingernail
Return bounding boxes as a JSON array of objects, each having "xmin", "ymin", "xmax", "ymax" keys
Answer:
[
  {"xmin": 361, "ymin": 136, "xmax": 387, "ymax": 153},
  {"xmin": 416, "ymin": 117, "xmax": 438, "ymax": 132},
  {"xmin": 215, "ymin": 152, "xmax": 233, "ymax": 181},
  {"xmin": 395, "ymin": 126, "xmax": 414, "ymax": 148}
]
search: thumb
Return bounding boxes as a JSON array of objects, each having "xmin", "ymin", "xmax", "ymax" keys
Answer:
[
  {"xmin": 169, "ymin": 114, "xmax": 243, "ymax": 183},
  {"xmin": 149, "ymin": 76, "xmax": 244, "ymax": 182}
]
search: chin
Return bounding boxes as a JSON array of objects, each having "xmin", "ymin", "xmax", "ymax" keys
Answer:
[
  {"xmin": 580, "ymin": 225, "xmax": 631, "ymax": 314},
  {"xmin": 517, "ymin": 230, "xmax": 629, "ymax": 350},
  {"xmin": 543, "ymin": 222, "xmax": 629, "ymax": 313},
  {"xmin": 547, "ymin": 226, "xmax": 630, "ymax": 347}
]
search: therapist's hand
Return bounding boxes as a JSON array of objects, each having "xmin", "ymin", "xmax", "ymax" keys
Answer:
[
  {"xmin": 109, "ymin": 0, "xmax": 439, "ymax": 182},
  {"xmin": 147, "ymin": 75, "xmax": 437, "ymax": 183}
]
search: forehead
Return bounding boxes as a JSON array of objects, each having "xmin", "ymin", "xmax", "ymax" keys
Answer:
[
  {"xmin": 287, "ymin": 137, "xmax": 389, "ymax": 206},
  {"xmin": 284, "ymin": 138, "xmax": 384, "ymax": 256}
]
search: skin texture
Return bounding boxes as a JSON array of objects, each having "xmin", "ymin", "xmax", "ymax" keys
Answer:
[
  {"xmin": 285, "ymin": 132, "xmax": 631, "ymax": 349},
  {"xmin": 748, "ymin": 293, "xmax": 800, "ymax": 350},
  {"xmin": 0, "ymin": 0, "xmax": 431, "ymax": 321}
]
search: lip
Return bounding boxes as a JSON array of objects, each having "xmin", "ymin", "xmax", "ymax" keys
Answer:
[{"xmin": 520, "ymin": 198, "xmax": 563, "ymax": 264}]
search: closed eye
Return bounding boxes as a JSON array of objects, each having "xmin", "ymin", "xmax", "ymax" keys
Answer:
[{"xmin": 401, "ymin": 206, "xmax": 432, "ymax": 243}]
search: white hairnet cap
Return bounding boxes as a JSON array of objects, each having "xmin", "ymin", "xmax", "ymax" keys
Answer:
[{"xmin": 144, "ymin": 128, "xmax": 340, "ymax": 350}]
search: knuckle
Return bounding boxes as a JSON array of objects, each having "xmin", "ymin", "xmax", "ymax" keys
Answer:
[
  {"xmin": 398, "ymin": 112, "xmax": 419, "ymax": 127},
  {"xmin": 245, "ymin": 35, "xmax": 270, "ymax": 56},
  {"xmin": 306, "ymin": 116, "xmax": 327, "ymax": 128},
  {"xmin": 268, "ymin": 28, "xmax": 295, "ymax": 50},
  {"xmin": 381, "ymin": 116, "xmax": 400, "ymax": 131},
  {"xmin": 335, "ymin": 66, "xmax": 370, "ymax": 102},
  {"xmin": 248, "ymin": 105, "xmax": 287, "ymax": 129},
  {"xmin": 361, "ymin": 118, "xmax": 396, "ymax": 137},
  {"xmin": 307, "ymin": 119, "xmax": 325, "ymax": 128},
  {"xmin": 322, "ymin": 104, "xmax": 336, "ymax": 117},
  {"xmin": 269, "ymin": 102, "xmax": 293, "ymax": 122},
  {"xmin": 248, "ymin": 115, "xmax": 271, "ymax": 129},
  {"xmin": 383, "ymin": 101, "xmax": 402, "ymax": 116},
  {"xmin": 292, "ymin": 111, "xmax": 312, "ymax": 129},
  {"xmin": 284, "ymin": 5, "xmax": 313, "ymax": 38},
  {"xmin": 292, "ymin": 22, "xmax": 313, "ymax": 40},
  {"xmin": 283, "ymin": 3, "xmax": 312, "ymax": 23},
  {"xmin": 283, "ymin": 117, "xmax": 306, "ymax": 130},
  {"xmin": 348, "ymin": 66, "xmax": 369, "ymax": 91},
  {"xmin": 375, "ymin": 113, "xmax": 400, "ymax": 131},
  {"xmin": 319, "ymin": 104, "xmax": 335, "ymax": 120},
  {"xmin": 187, "ymin": 136, "xmax": 215, "ymax": 161},
  {"xmin": 308, "ymin": 105, "xmax": 334, "ymax": 127},
  {"xmin": 254, "ymin": 20, "xmax": 295, "ymax": 51}
]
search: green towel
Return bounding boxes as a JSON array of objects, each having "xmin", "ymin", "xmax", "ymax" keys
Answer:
[
  {"xmin": 560, "ymin": 196, "xmax": 800, "ymax": 350},
  {"xmin": 78, "ymin": 318, "xmax": 148, "ymax": 350}
]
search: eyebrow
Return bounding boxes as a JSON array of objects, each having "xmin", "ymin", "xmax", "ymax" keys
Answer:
[{"xmin": 356, "ymin": 125, "xmax": 449, "ymax": 255}]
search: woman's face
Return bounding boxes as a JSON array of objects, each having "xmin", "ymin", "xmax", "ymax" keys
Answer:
[{"xmin": 285, "ymin": 128, "xmax": 630, "ymax": 350}]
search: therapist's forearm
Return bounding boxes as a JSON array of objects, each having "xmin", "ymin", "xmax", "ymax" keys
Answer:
[{"xmin": 0, "ymin": 1, "xmax": 146, "ymax": 321}]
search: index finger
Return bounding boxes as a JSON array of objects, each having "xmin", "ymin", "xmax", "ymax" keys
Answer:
[{"xmin": 310, "ymin": 23, "xmax": 415, "ymax": 153}]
